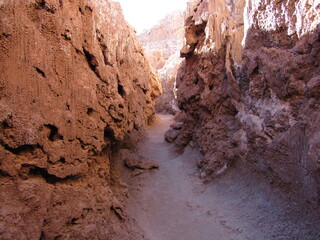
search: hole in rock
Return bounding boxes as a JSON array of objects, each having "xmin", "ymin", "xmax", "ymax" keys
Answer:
[
  {"xmin": 45, "ymin": 124, "xmax": 63, "ymax": 141},
  {"xmin": 1, "ymin": 33, "xmax": 11, "ymax": 38},
  {"xmin": 142, "ymin": 88, "xmax": 147, "ymax": 94},
  {"xmin": 104, "ymin": 127, "xmax": 116, "ymax": 142},
  {"xmin": 10, "ymin": 144, "xmax": 39, "ymax": 155},
  {"xmin": 75, "ymin": 48, "xmax": 82, "ymax": 55},
  {"xmin": 87, "ymin": 108, "xmax": 94, "ymax": 116},
  {"xmin": 83, "ymin": 47, "xmax": 103, "ymax": 80},
  {"xmin": 35, "ymin": 0, "xmax": 56, "ymax": 14},
  {"xmin": 37, "ymin": 0, "xmax": 46, "ymax": 8},
  {"xmin": 34, "ymin": 66, "xmax": 46, "ymax": 78},
  {"xmin": 24, "ymin": 165, "xmax": 65, "ymax": 184},
  {"xmin": 58, "ymin": 157, "xmax": 66, "ymax": 163},
  {"xmin": 83, "ymin": 48, "xmax": 98, "ymax": 72},
  {"xmin": 118, "ymin": 84, "xmax": 125, "ymax": 97},
  {"xmin": 1, "ymin": 120, "xmax": 10, "ymax": 129},
  {"xmin": 251, "ymin": 66, "xmax": 259, "ymax": 77},
  {"xmin": 0, "ymin": 169, "xmax": 10, "ymax": 177}
]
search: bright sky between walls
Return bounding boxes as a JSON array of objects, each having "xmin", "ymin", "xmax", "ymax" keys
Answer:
[{"xmin": 115, "ymin": 0, "xmax": 189, "ymax": 34}]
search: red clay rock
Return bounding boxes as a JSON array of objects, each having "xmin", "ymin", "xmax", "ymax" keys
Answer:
[
  {"xmin": 119, "ymin": 149, "xmax": 160, "ymax": 170},
  {"xmin": 139, "ymin": 10, "xmax": 185, "ymax": 70},
  {"xmin": 139, "ymin": 10, "xmax": 185, "ymax": 114},
  {"xmin": 164, "ymin": 129, "xmax": 181, "ymax": 143},
  {"xmin": 170, "ymin": 122, "xmax": 184, "ymax": 130},
  {"xmin": 174, "ymin": 0, "xmax": 320, "ymax": 207},
  {"xmin": 0, "ymin": 0, "xmax": 160, "ymax": 239}
]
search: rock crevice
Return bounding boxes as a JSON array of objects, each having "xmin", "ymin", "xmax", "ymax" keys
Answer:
[{"xmin": 139, "ymin": 10, "xmax": 185, "ymax": 115}]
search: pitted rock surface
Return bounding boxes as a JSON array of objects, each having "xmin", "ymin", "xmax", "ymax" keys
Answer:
[
  {"xmin": 174, "ymin": 0, "xmax": 320, "ymax": 207},
  {"xmin": 0, "ymin": 0, "xmax": 161, "ymax": 239}
]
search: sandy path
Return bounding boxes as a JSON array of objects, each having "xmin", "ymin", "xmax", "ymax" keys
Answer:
[{"xmin": 126, "ymin": 114, "xmax": 320, "ymax": 240}]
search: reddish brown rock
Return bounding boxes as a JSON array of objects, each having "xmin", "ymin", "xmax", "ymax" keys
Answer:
[
  {"xmin": 139, "ymin": 10, "xmax": 185, "ymax": 70},
  {"xmin": 174, "ymin": 0, "xmax": 245, "ymax": 174},
  {"xmin": 0, "ymin": 0, "xmax": 160, "ymax": 239},
  {"xmin": 170, "ymin": 122, "xmax": 184, "ymax": 130},
  {"xmin": 240, "ymin": 0, "xmax": 320, "ymax": 206},
  {"xmin": 174, "ymin": 0, "xmax": 320, "ymax": 208},
  {"xmin": 119, "ymin": 149, "xmax": 159, "ymax": 170},
  {"xmin": 164, "ymin": 128, "xmax": 181, "ymax": 143},
  {"xmin": 139, "ymin": 10, "xmax": 185, "ymax": 114}
]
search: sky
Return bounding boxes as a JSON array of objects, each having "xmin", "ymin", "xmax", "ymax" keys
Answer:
[{"xmin": 116, "ymin": 0, "xmax": 189, "ymax": 34}]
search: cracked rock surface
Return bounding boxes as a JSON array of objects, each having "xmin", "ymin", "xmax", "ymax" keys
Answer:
[
  {"xmin": 173, "ymin": 0, "xmax": 320, "ymax": 214},
  {"xmin": 0, "ymin": 0, "xmax": 161, "ymax": 239}
]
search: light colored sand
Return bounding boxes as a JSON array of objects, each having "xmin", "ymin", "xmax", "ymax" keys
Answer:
[{"xmin": 125, "ymin": 114, "xmax": 320, "ymax": 240}]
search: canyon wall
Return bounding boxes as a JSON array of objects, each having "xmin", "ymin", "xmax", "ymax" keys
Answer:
[
  {"xmin": 173, "ymin": 0, "xmax": 320, "ymax": 205},
  {"xmin": 0, "ymin": 0, "xmax": 160, "ymax": 239},
  {"xmin": 139, "ymin": 10, "xmax": 185, "ymax": 70},
  {"xmin": 139, "ymin": 11, "xmax": 185, "ymax": 114}
]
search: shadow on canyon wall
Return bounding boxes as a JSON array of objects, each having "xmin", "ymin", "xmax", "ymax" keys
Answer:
[{"xmin": 172, "ymin": 23, "xmax": 320, "ymax": 208}]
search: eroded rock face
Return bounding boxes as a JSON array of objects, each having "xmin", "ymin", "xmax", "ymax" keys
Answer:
[
  {"xmin": 175, "ymin": 0, "xmax": 320, "ymax": 205},
  {"xmin": 241, "ymin": 0, "xmax": 320, "ymax": 205},
  {"xmin": 0, "ymin": 0, "xmax": 160, "ymax": 239},
  {"xmin": 139, "ymin": 10, "xmax": 185, "ymax": 70},
  {"xmin": 176, "ymin": 0, "xmax": 245, "ymax": 174},
  {"xmin": 139, "ymin": 10, "xmax": 185, "ymax": 114}
]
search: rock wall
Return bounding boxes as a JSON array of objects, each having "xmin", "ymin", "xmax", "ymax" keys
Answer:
[
  {"xmin": 155, "ymin": 51, "xmax": 182, "ymax": 114},
  {"xmin": 139, "ymin": 10, "xmax": 185, "ymax": 114},
  {"xmin": 139, "ymin": 10, "xmax": 185, "ymax": 70},
  {"xmin": 175, "ymin": 0, "xmax": 245, "ymax": 174},
  {"xmin": 0, "ymin": 0, "xmax": 160, "ymax": 239},
  {"xmin": 173, "ymin": 0, "xmax": 320, "ymax": 205}
]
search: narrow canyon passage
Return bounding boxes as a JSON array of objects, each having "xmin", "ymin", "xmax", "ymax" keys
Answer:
[
  {"xmin": 125, "ymin": 115, "xmax": 320, "ymax": 240},
  {"xmin": 1, "ymin": 0, "xmax": 320, "ymax": 239}
]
